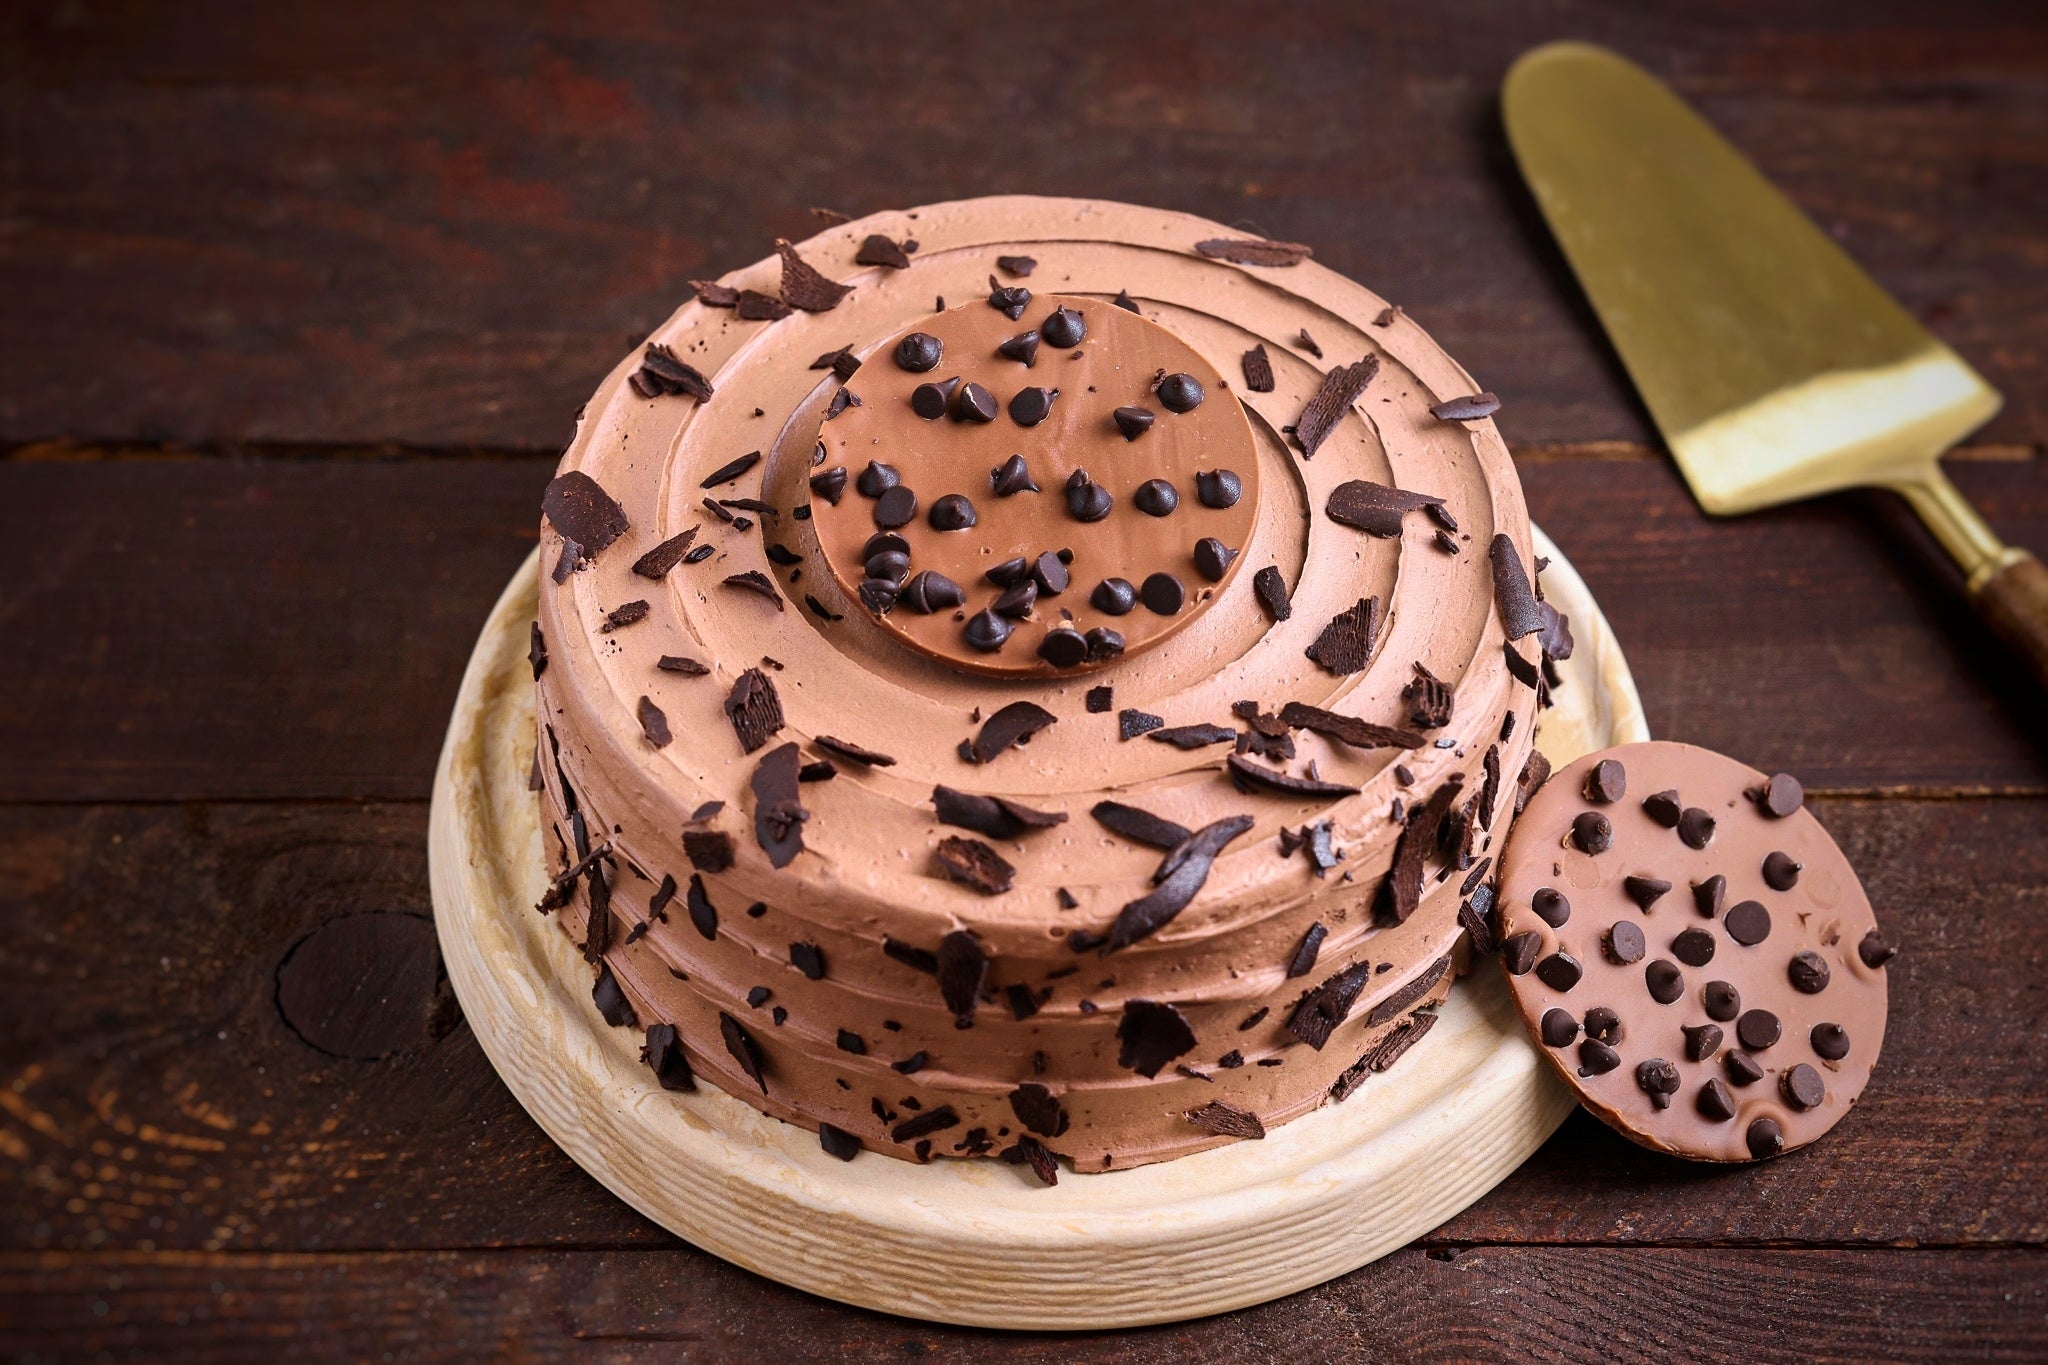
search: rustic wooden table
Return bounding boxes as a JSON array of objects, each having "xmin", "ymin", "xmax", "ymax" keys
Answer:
[{"xmin": 4, "ymin": 3, "xmax": 2045, "ymax": 1359}]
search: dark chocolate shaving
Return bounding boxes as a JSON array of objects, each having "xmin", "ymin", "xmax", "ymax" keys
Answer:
[
  {"xmin": 636, "ymin": 695, "xmax": 672, "ymax": 748},
  {"xmin": 721, "ymin": 570, "xmax": 784, "ymax": 610},
  {"xmin": 637, "ymin": 343, "xmax": 715, "ymax": 401},
  {"xmin": 853, "ymin": 234, "xmax": 912, "ymax": 269},
  {"xmin": 723, "ymin": 668, "xmax": 785, "ymax": 754},
  {"xmin": 937, "ymin": 930, "xmax": 988, "ymax": 1026},
  {"xmin": 657, "ymin": 655, "xmax": 710, "ymax": 676},
  {"xmin": 968, "ymin": 701, "xmax": 1057, "ymax": 764},
  {"xmin": 814, "ymin": 735, "xmax": 895, "ymax": 767},
  {"xmin": 601, "ymin": 600, "xmax": 650, "ymax": 632},
  {"xmin": 1292, "ymin": 357, "xmax": 1380, "ymax": 458},
  {"xmin": 748, "ymin": 742, "xmax": 808, "ymax": 869},
  {"xmin": 683, "ymin": 829, "xmax": 734, "ymax": 873},
  {"xmin": 883, "ymin": 937, "xmax": 938, "ymax": 975},
  {"xmin": 1103, "ymin": 815, "xmax": 1255, "ymax": 952},
  {"xmin": 1286, "ymin": 961, "xmax": 1371, "ymax": 1049},
  {"xmin": 542, "ymin": 472, "xmax": 630, "ymax": 559},
  {"xmin": 932, "ymin": 786, "xmax": 1068, "ymax": 840},
  {"xmin": 691, "ymin": 280, "xmax": 740, "ymax": 307},
  {"xmin": 529, "ymin": 622, "xmax": 548, "ymax": 680},
  {"xmin": 891, "ymin": 1106, "xmax": 960, "ymax": 1144},
  {"xmin": 789, "ymin": 941, "xmax": 826, "ymax": 981},
  {"xmin": 1384, "ymin": 776, "xmax": 1465, "ymax": 924},
  {"xmin": 1241, "ymin": 344, "xmax": 1275, "ymax": 393},
  {"xmin": 592, "ymin": 964, "xmax": 636, "ymax": 1027},
  {"xmin": 1185, "ymin": 1100, "xmax": 1266, "ymax": 1139},
  {"xmin": 736, "ymin": 290, "xmax": 792, "ymax": 321},
  {"xmin": 1367, "ymin": 953, "xmax": 1452, "ymax": 1026},
  {"xmin": 701, "ymin": 450, "xmax": 762, "ymax": 487},
  {"xmin": 1008, "ymin": 1082, "xmax": 1069, "ymax": 1138},
  {"xmin": 1227, "ymin": 755, "xmax": 1361, "ymax": 800},
  {"xmin": 1430, "ymin": 392, "xmax": 1501, "ymax": 422},
  {"xmin": 1489, "ymin": 534, "xmax": 1544, "ymax": 640},
  {"xmin": 642, "ymin": 1023, "xmax": 697, "ymax": 1092},
  {"xmin": 1306, "ymin": 597, "xmax": 1381, "ymax": 674},
  {"xmin": 775, "ymin": 238, "xmax": 852, "ymax": 311},
  {"xmin": 1402, "ymin": 663, "xmax": 1453, "ymax": 729},
  {"xmin": 718, "ymin": 1011, "xmax": 767, "ymax": 1093},
  {"xmin": 1325, "ymin": 480, "xmax": 1446, "ymax": 538},
  {"xmin": 1195, "ymin": 237, "xmax": 1314, "ymax": 267},
  {"xmin": 1116, "ymin": 1000, "xmax": 1198, "ymax": 1077},
  {"xmin": 932, "ymin": 836, "xmax": 1015, "ymax": 895},
  {"xmin": 1090, "ymin": 801, "xmax": 1193, "ymax": 850},
  {"xmin": 1287, "ymin": 923, "xmax": 1327, "ymax": 979},
  {"xmin": 686, "ymin": 873, "xmax": 718, "ymax": 941},
  {"xmin": 1147, "ymin": 723, "xmax": 1238, "ymax": 750},
  {"xmin": 631, "ymin": 527, "xmax": 700, "ymax": 579}
]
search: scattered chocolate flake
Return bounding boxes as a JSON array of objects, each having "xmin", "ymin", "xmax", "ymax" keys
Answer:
[
  {"xmin": 1306, "ymin": 597, "xmax": 1381, "ymax": 674},
  {"xmin": 601, "ymin": 600, "xmax": 651, "ymax": 632},
  {"xmin": 1296, "ymin": 328, "xmax": 1323, "ymax": 359},
  {"xmin": 1402, "ymin": 663, "xmax": 1454, "ymax": 729},
  {"xmin": 1503, "ymin": 641, "xmax": 1541, "ymax": 688},
  {"xmin": 1385, "ymin": 777, "xmax": 1466, "ymax": 924},
  {"xmin": 642, "ymin": 1022, "xmax": 697, "ymax": 1092},
  {"xmin": 1488, "ymin": 534, "xmax": 1545, "ymax": 640},
  {"xmin": 1057, "ymin": 887, "xmax": 1078, "ymax": 909},
  {"xmin": 636, "ymin": 695, "xmax": 672, "ymax": 748},
  {"xmin": 892, "ymin": 1051, "xmax": 928, "ymax": 1075},
  {"xmin": 1195, "ymin": 237, "xmax": 1313, "ymax": 267},
  {"xmin": 528, "ymin": 622, "xmax": 549, "ymax": 680},
  {"xmin": 1287, "ymin": 961, "xmax": 1371, "ymax": 1049},
  {"xmin": 809, "ymin": 346, "xmax": 851, "ymax": 371},
  {"xmin": 816, "ymin": 1122, "xmax": 862, "ymax": 1162},
  {"xmin": 682, "ymin": 543, "xmax": 716, "ymax": 565},
  {"xmin": 775, "ymin": 238, "xmax": 853, "ymax": 311},
  {"xmin": 542, "ymin": 472, "xmax": 630, "ymax": 558},
  {"xmin": 854, "ymin": 234, "xmax": 912, "ymax": 269},
  {"xmin": 995, "ymin": 254, "xmax": 1038, "ymax": 276},
  {"xmin": 1147, "ymin": 722, "xmax": 1238, "ymax": 749},
  {"xmin": 627, "ymin": 528, "xmax": 701, "ymax": 583},
  {"xmin": 960, "ymin": 700, "xmax": 1056, "ymax": 764},
  {"xmin": 1116, "ymin": 1000, "xmax": 1198, "ymax": 1077},
  {"xmin": 679, "ymin": 873, "xmax": 717, "ymax": 941},
  {"xmin": 1293, "ymin": 357, "xmax": 1379, "ymax": 458},
  {"xmin": 932, "ymin": 786, "xmax": 1068, "ymax": 840},
  {"xmin": 689, "ymin": 800, "xmax": 724, "ymax": 823},
  {"xmin": 1185, "ymin": 1100, "xmax": 1266, "ymax": 1139},
  {"xmin": 716, "ymin": 1011, "xmax": 767, "ymax": 1093},
  {"xmin": 883, "ymin": 937, "xmax": 938, "ymax": 975},
  {"xmin": 1241, "ymin": 344, "xmax": 1275, "ymax": 393},
  {"xmin": 691, "ymin": 280, "xmax": 740, "ymax": 307},
  {"xmin": 701, "ymin": 451, "xmax": 762, "ymax": 488},
  {"xmin": 835, "ymin": 1028, "xmax": 866, "ymax": 1056},
  {"xmin": 1325, "ymin": 479, "xmax": 1446, "ymax": 538},
  {"xmin": 932, "ymin": 836, "xmax": 1015, "ymax": 895},
  {"xmin": 1459, "ymin": 885, "xmax": 1498, "ymax": 955},
  {"xmin": 749, "ymin": 742, "xmax": 808, "ymax": 869},
  {"xmin": 1086, "ymin": 685, "xmax": 1114, "ymax": 714},
  {"xmin": 551, "ymin": 539, "xmax": 583, "ymax": 583},
  {"xmin": 1005, "ymin": 1134, "xmax": 1060, "ymax": 1185},
  {"xmin": 637, "ymin": 343, "xmax": 715, "ymax": 401},
  {"xmin": 723, "ymin": 668, "xmax": 785, "ymax": 753},
  {"xmin": 1103, "ymin": 815, "xmax": 1254, "ymax": 952},
  {"xmin": 1090, "ymin": 801, "xmax": 1192, "ymax": 850},
  {"xmin": 937, "ymin": 930, "xmax": 988, "ymax": 1026},
  {"xmin": 1302, "ymin": 821, "xmax": 1339, "ymax": 876},
  {"xmin": 1373, "ymin": 304, "xmax": 1405, "ymax": 327},
  {"xmin": 592, "ymin": 964, "xmax": 637, "ymax": 1028},
  {"xmin": 1430, "ymin": 392, "xmax": 1502, "ymax": 422},
  {"xmin": 1367, "ymin": 954, "xmax": 1452, "ymax": 1026},
  {"xmin": 800, "ymin": 594, "xmax": 839, "ymax": 622},
  {"xmin": 1008, "ymin": 1082, "xmax": 1068, "ymax": 1138},
  {"xmin": 1513, "ymin": 751, "xmax": 1552, "ymax": 816},
  {"xmin": 657, "ymin": 656, "xmax": 710, "ymax": 677},
  {"xmin": 736, "ymin": 289, "xmax": 793, "ymax": 321},
  {"xmin": 1252, "ymin": 565, "xmax": 1292, "ymax": 622},
  {"xmin": 1287, "ymin": 923, "xmax": 1328, "ymax": 978},
  {"xmin": 1228, "ymin": 755, "xmax": 1361, "ymax": 800},
  {"xmin": 701, "ymin": 497, "xmax": 735, "ymax": 524},
  {"xmin": 1106, "ymin": 708, "xmax": 1164, "ymax": 745},
  {"xmin": 682, "ymin": 830, "xmax": 734, "ymax": 874}
]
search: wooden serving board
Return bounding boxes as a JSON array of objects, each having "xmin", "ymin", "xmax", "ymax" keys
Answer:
[{"xmin": 428, "ymin": 528, "xmax": 1645, "ymax": 1330}]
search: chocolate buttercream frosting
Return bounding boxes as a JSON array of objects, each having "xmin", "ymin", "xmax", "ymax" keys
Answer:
[{"xmin": 533, "ymin": 197, "xmax": 1531, "ymax": 1173}]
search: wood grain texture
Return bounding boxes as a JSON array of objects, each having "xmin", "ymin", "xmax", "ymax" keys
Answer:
[
  {"xmin": 3, "ymin": 2, "xmax": 2044, "ymax": 450},
  {"xmin": 4, "ymin": 795, "xmax": 2040, "ymax": 1258},
  {"xmin": 4, "ymin": 1246, "xmax": 2043, "ymax": 1364},
  {"xmin": 2, "ymin": 452, "xmax": 2041, "ymax": 803}
]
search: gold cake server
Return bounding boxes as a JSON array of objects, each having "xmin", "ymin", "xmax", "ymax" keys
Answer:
[{"xmin": 1503, "ymin": 41, "xmax": 2048, "ymax": 688}]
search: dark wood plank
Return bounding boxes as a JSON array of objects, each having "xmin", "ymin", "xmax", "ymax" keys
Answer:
[
  {"xmin": 3, "ymin": 2, "xmax": 2043, "ymax": 449},
  {"xmin": 2, "ymin": 452, "xmax": 2042, "ymax": 803},
  {"xmin": 3, "ymin": 1245, "xmax": 2041, "ymax": 1363},
  {"xmin": 3, "ymin": 796, "xmax": 2041, "ymax": 1256}
]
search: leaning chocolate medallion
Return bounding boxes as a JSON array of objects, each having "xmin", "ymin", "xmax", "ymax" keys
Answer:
[
  {"xmin": 1495, "ymin": 740, "xmax": 1890, "ymax": 1162},
  {"xmin": 809, "ymin": 294, "xmax": 1262, "ymax": 676},
  {"xmin": 530, "ymin": 197, "xmax": 1534, "ymax": 1179}
]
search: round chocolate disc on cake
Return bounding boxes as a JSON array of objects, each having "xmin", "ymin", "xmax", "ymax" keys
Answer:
[{"xmin": 1494, "ymin": 740, "xmax": 1890, "ymax": 1162}]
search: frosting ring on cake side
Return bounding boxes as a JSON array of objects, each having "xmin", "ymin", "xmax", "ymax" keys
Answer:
[{"xmin": 532, "ymin": 196, "xmax": 1542, "ymax": 1172}]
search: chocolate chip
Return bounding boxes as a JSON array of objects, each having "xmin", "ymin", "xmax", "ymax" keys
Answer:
[
  {"xmin": 1113, "ymin": 406, "xmax": 1155, "ymax": 440},
  {"xmin": 1539, "ymin": 1008, "xmax": 1580, "ymax": 1047},
  {"xmin": 1755, "ymin": 772, "xmax": 1804, "ymax": 817},
  {"xmin": 1642, "ymin": 790, "xmax": 1683, "ymax": 827},
  {"xmin": 985, "ymin": 557, "xmax": 1030, "ymax": 588},
  {"xmin": 1032, "ymin": 551, "xmax": 1069, "ymax": 596},
  {"xmin": 1193, "ymin": 538, "xmax": 1237, "ymax": 582},
  {"xmin": 1677, "ymin": 807, "xmax": 1717, "ymax": 849},
  {"xmin": 952, "ymin": 381, "xmax": 998, "ymax": 423},
  {"xmin": 911, "ymin": 378, "xmax": 960, "ymax": 420},
  {"xmin": 1009, "ymin": 385, "xmax": 1058, "ymax": 426},
  {"xmin": 1781, "ymin": 1063, "xmax": 1826, "ymax": 1111},
  {"xmin": 873, "ymin": 485, "xmax": 918, "ymax": 529},
  {"xmin": 1762, "ymin": 851, "xmax": 1802, "ymax": 891},
  {"xmin": 928, "ymin": 493, "xmax": 977, "ymax": 531},
  {"xmin": 1571, "ymin": 811, "xmax": 1613, "ymax": 854},
  {"xmin": 1532, "ymin": 888, "xmax": 1571, "ymax": 927},
  {"xmin": 857, "ymin": 461, "xmax": 901, "ymax": 497},
  {"xmin": 1725, "ymin": 901, "xmax": 1772, "ymax": 946},
  {"xmin": 1116, "ymin": 999, "xmax": 1198, "ymax": 1077},
  {"xmin": 1635, "ymin": 1058, "xmax": 1681, "ymax": 1110},
  {"xmin": 1140, "ymin": 572, "xmax": 1186, "ymax": 615},
  {"xmin": 1088, "ymin": 576, "xmax": 1136, "ymax": 615},
  {"xmin": 1324, "ymin": 479, "xmax": 1444, "ymax": 538},
  {"xmin": 1697, "ymin": 1078, "xmax": 1737, "ymax": 1123},
  {"xmin": 1133, "ymin": 479, "xmax": 1179, "ymax": 516},
  {"xmin": 1113, "ymin": 289, "xmax": 1140, "ymax": 312},
  {"xmin": 1037, "ymin": 627, "xmax": 1088, "ymax": 668},
  {"xmin": 1294, "ymin": 358, "xmax": 1379, "ymax": 458},
  {"xmin": 1811, "ymin": 1021, "xmax": 1850, "ymax": 1061},
  {"xmin": 1041, "ymin": 305, "xmax": 1086, "ymax": 348},
  {"xmin": 1578, "ymin": 1038, "xmax": 1621, "ymax": 1075},
  {"xmin": 1723, "ymin": 1051, "xmax": 1763, "ymax": 1089},
  {"xmin": 1736, "ymin": 1008, "xmax": 1781, "ymax": 1050},
  {"xmin": 1066, "ymin": 471, "xmax": 1113, "ymax": 521},
  {"xmin": 1692, "ymin": 875, "xmax": 1727, "ymax": 918},
  {"xmin": 865, "ymin": 549, "xmax": 911, "ymax": 582},
  {"xmin": 1703, "ymin": 980, "xmax": 1741, "ymax": 1021},
  {"xmin": 997, "ymin": 330, "xmax": 1041, "ymax": 366},
  {"xmin": 1534, "ymin": 951, "xmax": 1582, "ymax": 992},
  {"xmin": 992, "ymin": 579, "xmax": 1038, "ymax": 618},
  {"xmin": 936, "ymin": 929, "xmax": 988, "ymax": 1026},
  {"xmin": 895, "ymin": 332, "xmax": 943, "ymax": 372},
  {"xmin": 1584, "ymin": 759, "xmax": 1627, "ymax": 804},
  {"xmin": 1645, "ymin": 959, "xmax": 1685, "ymax": 1004},
  {"xmin": 899, "ymin": 570, "xmax": 964, "ymax": 614},
  {"xmin": 1157, "ymin": 373, "xmax": 1205, "ymax": 412},
  {"xmin": 1253, "ymin": 566, "xmax": 1291, "ymax": 622},
  {"xmin": 991, "ymin": 453, "xmax": 1040, "ymax": 496},
  {"xmin": 1671, "ymin": 928, "xmax": 1717, "ymax": 968},
  {"xmin": 1684, "ymin": 1022, "xmax": 1724, "ymax": 1062},
  {"xmin": 1604, "ymin": 921, "xmax": 1647, "ymax": 965},
  {"xmin": 988, "ymin": 284, "xmax": 1031, "ymax": 319},
  {"xmin": 1858, "ymin": 929, "xmax": 1897, "ymax": 970},
  {"xmin": 1502, "ymin": 932, "xmax": 1541, "ymax": 975},
  {"xmin": 1745, "ymin": 1116, "xmax": 1784, "ymax": 1159},
  {"xmin": 1623, "ymin": 876, "xmax": 1672, "ymax": 910},
  {"xmin": 1430, "ymin": 392, "xmax": 1502, "ymax": 422},
  {"xmin": 963, "ymin": 610, "xmax": 1012, "ymax": 652},
  {"xmin": 1584, "ymin": 1006, "xmax": 1623, "ymax": 1043}
]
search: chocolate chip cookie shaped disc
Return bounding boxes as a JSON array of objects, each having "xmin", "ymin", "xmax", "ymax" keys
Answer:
[
  {"xmin": 530, "ymin": 196, "xmax": 1543, "ymax": 1175},
  {"xmin": 1495, "ymin": 741, "xmax": 1891, "ymax": 1162}
]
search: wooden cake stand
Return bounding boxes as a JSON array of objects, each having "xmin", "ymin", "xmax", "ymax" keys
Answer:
[{"xmin": 429, "ymin": 528, "xmax": 1646, "ymax": 1329}]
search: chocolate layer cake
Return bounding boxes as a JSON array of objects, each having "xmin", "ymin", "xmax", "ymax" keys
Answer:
[{"xmin": 530, "ymin": 196, "xmax": 1552, "ymax": 1174}]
